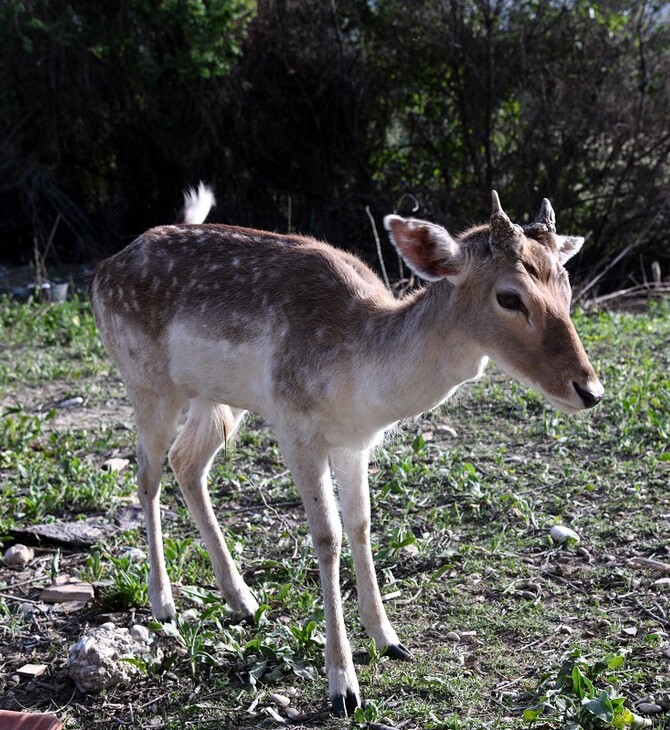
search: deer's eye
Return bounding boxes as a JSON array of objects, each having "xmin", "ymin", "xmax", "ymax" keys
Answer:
[{"xmin": 496, "ymin": 292, "xmax": 527, "ymax": 314}]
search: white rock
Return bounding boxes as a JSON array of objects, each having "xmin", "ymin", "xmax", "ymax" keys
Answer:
[
  {"xmin": 57, "ymin": 396, "xmax": 84, "ymax": 408},
  {"xmin": 550, "ymin": 525, "xmax": 580, "ymax": 545},
  {"xmin": 103, "ymin": 457, "xmax": 130, "ymax": 472},
  {"xmin": 130, "ymin": 624, "xmax": 150, "ymax": 643},
  {"xmin": 4, "ymin": 544, "xmax": 35, "ymax": 566},
  {"xmin": 120, "ymin": 546, "xmax": 146, "ymax": 561},
  {"xmin": 268, "ymin": 693, "xmax": 290, "ymax": 708},
  {"xmin": 68, "ymin": 623, "xmax": 151, "ymax": 693}
]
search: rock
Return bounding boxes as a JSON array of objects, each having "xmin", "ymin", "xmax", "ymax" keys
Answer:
[
  {"xmin": 4, "ymin": 544, "xmax": 34, "ymax": 566},
  {"xmin": 56, "ymin": 396, "xmax": 84, "ymax": 409},
  {"xmin": 120, "ymin": 546, "xmax": 146, "ymax": 562},
  {"xmin": 636, "ymin": 702, "xmax": 663, "ymax": 715},
  {"xmin": 14, "ymin": 518, "xmax": 116, "ymax": 548},
  {"xmin": 577, "ymin": 546, "xmax": 591, "ymax": 562},
  {"xmin": 41, "ymin": 581, "xmax": 94, "ymax": 604},
  {"xmin": 268, "ymin": 693, "xmax": 290, "ymax": 708},
  {"xmin": 436, "ymin": 425, "xmax": 458, "ymax": 438},
  {"xmin": 67, "ymin": 623, "xmax": 153, "ymax": 693},
  {"xmin": 130, "ymin": 624, "xmax": 150, "ymax": 643},
  {"xmin": 445, "ymin": 631, "xmax": 461, "ymax": 642},
  {"xmin": 17, "ymin": 664, "xmax": 47, "ymax": 678},
  {"xmin": 550, "ymin": 525, "xmax": 580, "ymax": 545},
  {"xmin": 103, "ymin": 457, "xmax": 130, "ymax": 472}
]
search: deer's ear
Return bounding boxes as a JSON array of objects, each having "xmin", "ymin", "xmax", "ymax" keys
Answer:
[
  {"xmin": 556, "ymin": 235, "xmax": 585, "ymax": 265},
  {"xmin": 384, "ymin": 215, "xmax": 463, "ymax": 282}
]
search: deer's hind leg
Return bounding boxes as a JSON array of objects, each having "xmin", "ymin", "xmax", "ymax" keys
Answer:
[
  {"xmin": 168, "ymin": 398, "xmax": 258, "ymax": 619},
  {"xmin": 130, "ymin": 384, "xmax": 187, "ymax": 621}
]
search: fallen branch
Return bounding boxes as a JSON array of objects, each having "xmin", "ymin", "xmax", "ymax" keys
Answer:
[{"xmin": 627, "ymin": 556, "xmax": 670, "ymax": 574}]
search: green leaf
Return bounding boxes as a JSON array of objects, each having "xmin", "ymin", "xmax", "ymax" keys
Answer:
[
  {"xmin": 581, "ymin": 691, "xmax": 614, "ymax": 722},
  {"xmin": 412, "ymin": 434, "xmax": 426, "ymax": 452},
  {"xmin": 291, "ymin": 662, "xmax": 318, "ymax": 681},
  {"xmin": 522, "ymin": 704, "xmax": 544, "ymax": 723}
]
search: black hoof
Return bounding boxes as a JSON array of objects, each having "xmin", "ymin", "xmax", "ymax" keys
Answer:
[
  {"xmin": 385, "ymin": 643, "xmax": 412, "ymax": 661},
  {"xmin": 331, "ymin": 689, "xmax": 361, "ymax": 717}
]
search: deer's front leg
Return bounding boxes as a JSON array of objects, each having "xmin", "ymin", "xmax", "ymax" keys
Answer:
[
  {"xmin": 279, "ymin": 436, "xmax": 361, "ymax": 717},
  {"xmin": 331, "ymin": 447, "xmax": 411, "ymax": 660}
]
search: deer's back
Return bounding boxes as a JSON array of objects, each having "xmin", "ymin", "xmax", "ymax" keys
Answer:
[{"xmin": 91, "ymin": 224, "xmax": 398, "ymax": 419}]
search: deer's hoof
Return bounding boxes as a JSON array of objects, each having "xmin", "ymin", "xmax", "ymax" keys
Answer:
[
  {"xmin": 331, "ymin": 688, "xmax": 361, "ymax": 717},
  {"xmin": 385, "ymin": 642, "xmax": 412, "ymax": 661}
]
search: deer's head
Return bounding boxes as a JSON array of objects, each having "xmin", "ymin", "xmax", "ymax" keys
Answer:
[{"xmin": 384, "ymin": 192, "xmax": 603, "ymax": 413}]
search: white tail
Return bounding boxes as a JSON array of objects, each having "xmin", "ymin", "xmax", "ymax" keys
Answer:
[
  {"xmin": 91, "ymin": 186, "xmax": 603, "ymax": 715},
  {"xmin": 179, "ymin": 181, "xmax": 216, "ymax": 224}
]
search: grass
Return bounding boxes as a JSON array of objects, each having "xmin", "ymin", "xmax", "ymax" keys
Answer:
[{"xmin": 0, "ymin": 295, "xmax": 669, "ymax": 729}]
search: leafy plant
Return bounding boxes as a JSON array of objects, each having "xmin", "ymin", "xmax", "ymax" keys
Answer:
[{"xmin": 523, "ymin": 650, "xmax": 651, "ymax": 729}]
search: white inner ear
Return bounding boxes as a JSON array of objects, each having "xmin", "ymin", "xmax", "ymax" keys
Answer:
[{"xmin": 556, "ymin": 235, "xmax": 585, "ymax": 264}]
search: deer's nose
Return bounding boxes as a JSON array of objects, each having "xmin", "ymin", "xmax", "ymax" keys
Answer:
[{"xmin": 573, "ymin": 381, "xmax": 603, "ymax": 409}]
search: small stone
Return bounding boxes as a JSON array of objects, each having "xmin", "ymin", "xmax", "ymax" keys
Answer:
[
  {"xmin": 56, "ymin": 396, "xmax": 84, "ymax": 409},
  {"xmin": 130, "ymin": 625, "xmax": 150, "ymax": 643},
  {"xmin": 4, "ymin": 544, "xmax": 35, "ymax": 566},
  {"xmin": 103, "ymin": 457, "xmax": 130, "ymax": 472},
  {"xmin": 17, "ymin": 663, "xmax": 47, "ymax": 678},
  {"xmin": 577, "ymin": 547, "xmax": 591, "ymax": 561},
  {"xmin": 264, "ymin": 706, "xmax": 286, "ymax": 724},
  {"xmin": 623, "ymin": 626, "xmax": 638, "ymax": 637},
  {"xmin": 120, "ymin": 547, "xmax": 146, "ymax": 561},
  {"xmin": 436, "ymin": 425, "xmax": 458, "ymax": 438},
  {"xmin": 636, "ymin": 703, "xmax": 663, "ymax": 715},
  {"xmin": 445, "ymin": 631, "xmax": 461, "ymax": 642},
  {"xmin": 268, "ymin": 693, "xmax": 290, "ymax": 708},
  {"xmin": 550, "ymin": 525, "xmax": 580, "ymax": 545},
  {"xmin": 41, "ymin": 581, "xmax": 94, "ymax": 604}
]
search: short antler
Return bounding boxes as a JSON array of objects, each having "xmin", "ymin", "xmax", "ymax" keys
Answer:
[
  {"xmin": 490, "ymin": 190, "xmax": 522, "ymax": 251},
  {"xmin": 524, "ymin": 197, "xmax": 557, "ymax": 239},
  {"xmin": 535, "ymin": 198, "xmax": 556, "ymax": 232}
]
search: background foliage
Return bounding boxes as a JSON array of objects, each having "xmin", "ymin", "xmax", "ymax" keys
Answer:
[{"xmin": 1, "ymin": 0, "xmax": 669, "ymax": 289}]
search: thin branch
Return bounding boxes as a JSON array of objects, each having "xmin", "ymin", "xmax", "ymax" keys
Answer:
[{"xmin": 365, "ymin": 205, "xmax": 390, "ymax": 291}]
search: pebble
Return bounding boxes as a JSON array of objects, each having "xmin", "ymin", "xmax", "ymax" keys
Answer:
[
  {"xmin": 120, "ymin": 547, "xmax": 146, "ymax": 561},
  {"xmin": 130, "ymin": 624, "xmax": 150, "ymax": 643},
  {"xmin": 103, "ymin": 457, "xmax": 130, "ymax": 472},
  {"xmin": 436, "ymin": 425, "xmax": 458, "ymax": 438},
  {"xmin": 636, "ymin": 703, "xmax": 663, "ymax": 715},
  {"xmin": 181, "ymin": 608, "xmax": 199, "ymax": 623},
  {"xmin": 57, "ymin": 396, "xmax": 84, "ymax": 408},
  {"xmin": 4, "ymin": 544, "xmax": 35, "ymax": 566},
  {"xmin": 268, "ymin": 693, "xmax": 290, "ymax": 708},
  {"xmin": 550, "ymin": 525, "xmax": 580, "ymax": 544},
  {"xmin": 445, "ymin": 631, "xmax": 461, "ymax": 642},
  {"xmin": 577, "ymin": 546, "xmax": 591, "ymax": 562}
]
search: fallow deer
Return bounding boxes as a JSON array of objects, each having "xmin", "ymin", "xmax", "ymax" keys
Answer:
[{"xmin": 90, "ymin": 186, "xmax": 603, "ymax": 715}]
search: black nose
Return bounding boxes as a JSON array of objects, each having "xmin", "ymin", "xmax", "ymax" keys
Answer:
[{"xmin": 573, "ymin": 381, "xmax": 602, "ymax": 408}]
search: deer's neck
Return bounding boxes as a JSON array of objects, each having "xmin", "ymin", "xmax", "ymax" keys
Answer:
[{"xmin": 359, "ymin": 280, "xmax": 488, "ymax": 426}]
